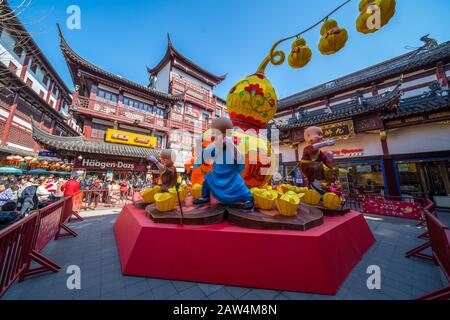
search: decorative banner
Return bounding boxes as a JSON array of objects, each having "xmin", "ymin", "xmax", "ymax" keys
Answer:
[
  {"xmin": 36, "ymin": 206, "xmax": 63, "ymax": 252},
  {"xmin": 362, "ymin": 197, "xmax": 421, "ymax": 220},
  {"xmin": 74, "ymin": 159, "xmax": 147, "ymax": 171},
  {"xmin": 320, "ymin": 120, "xmax": 355, "ymax": 140},
  {"xmin": 105, "ymin": 129, "xmax": 156, "ymax": 148}
]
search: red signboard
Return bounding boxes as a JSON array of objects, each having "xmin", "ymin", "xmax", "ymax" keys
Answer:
[
  {"xmin": 36, "ymin": 206, "xmax": 63, "ymax": 252},
  {"xmin": 74, "ymin": 159, "xmax": 147, "ymax": 171},
  {"xmin": 362, "ymin": 198, "xmax": 421, "ymax": 220}
]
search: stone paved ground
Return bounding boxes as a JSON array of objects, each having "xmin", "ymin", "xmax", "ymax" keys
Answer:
[{"xmin": 2, "ymin": 208, "xmax": 449, "ymax": 300}]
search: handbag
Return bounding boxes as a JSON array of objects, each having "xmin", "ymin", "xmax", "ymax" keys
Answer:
[{"xmin": 0, "ymin": 210, "xmax": 19, "ymax": 225}]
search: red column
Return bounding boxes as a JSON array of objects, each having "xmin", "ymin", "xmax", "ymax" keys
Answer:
[
  {"xmin": 436, "ymin": 64, "xmax": 449, "ymax": 89},
  {"xmin": 52, "ymin": 122, "xmax": 59, "ymax": 135},
  {"xmin": 371, "ymin": 83, "xmax": 378, "ymax": 96},
  {"xmin": 380, "ymin": 130, "xmax": 389, "ymax": 156},
  {"xmin": 90, "ymin": 84, "xmax": 98, "ymax": 100},
  {"xmin": 116, "ymin": 89, "xmax": 123, "ymax": 117},
  {"xmin": 33, "ymin": 112, "xmax": 46, "ymax": 152},
  {"xmin": 71, "ymin": 90, "xmax": 79, "ymax": 107},
  {"xmin": 19, "ymin": 54, "xmax": 31, "ymax": 81},
  {"xmin": 1, "ymin": 91, "xmax": 20, "ymax": 145},
  {"xmin": 83, "ymin": 119, "xmax": 93, "ymax": 139},
  {"xmin": 55, "ymin": 91, "xmax": 62, "ymax": 111},
  {"xmin": 45, "ymin": 80, "xmax": 54, "ymax": 104}
]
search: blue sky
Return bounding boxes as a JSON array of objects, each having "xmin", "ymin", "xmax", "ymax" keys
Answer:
[{"xmin": 16, "ymin": 0, "xmax": 450, "ymax": 99}]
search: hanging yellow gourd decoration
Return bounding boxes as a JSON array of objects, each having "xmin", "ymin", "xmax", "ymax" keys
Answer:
[
  {"xmin": 318, "ymin": 19, "xmax": 348, "ymax": 55},
  {"xmin": 288, "ymin": 38, "xmax": 312, "ymax": 69},
  {"xmin": 356, "ymin": 0, "xmax": 396, "ymax": 34}
]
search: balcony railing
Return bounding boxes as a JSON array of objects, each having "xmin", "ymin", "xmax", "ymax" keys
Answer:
[
  {"xmin": 75, "ymin": 96, "xmax": 169, "ymax": 132},
  {"xmin": 170, "ymin": 78, "xmax": 217, "ymax": 111},
  {"xmin": 168, "ymin": 112, "xmax": 209, "ymax": 132},
  {"xmin": 75, "ymin": 96, "xmax": 210, "ymax": 134}
]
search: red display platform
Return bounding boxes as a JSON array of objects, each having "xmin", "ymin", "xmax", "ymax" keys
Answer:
[{"xmin": 114, "ymin": 205, "xmax": 375, "ymax": 295}]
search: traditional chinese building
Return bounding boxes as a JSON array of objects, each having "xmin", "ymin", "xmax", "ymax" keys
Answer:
[
  {"xmin": 274, "ymin": 37, "xmax": 450, "ymax": 208},
  {"xmin": 0, "ymin": 2, "xmax": 79, "ymax": 161},
  {"xmin": 147, "ymin": 34, "xmax": 227, "ymax": 153},
  {"xmin": 59, "ymin": 29, "xmax": 227, "ymax": 171}
]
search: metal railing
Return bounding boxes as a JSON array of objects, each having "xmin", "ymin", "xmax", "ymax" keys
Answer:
[{"xmin": 79, "ymin": 188, "xmax": 142, "ymax": 210}]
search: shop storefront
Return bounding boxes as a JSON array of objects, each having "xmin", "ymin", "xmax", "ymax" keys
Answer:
[
  {"xmin": 394, "ymin": 158, "xmax": 450, "ymax": 207},
  {"xmin": 387, "ymin": 122, "xmax": 450, "ymax": 208},
  {"xmin": 73, "ymin": 158, "xmax": 150, "ymax": 182},
  {"xmin": 335, "ymin": 160, "xmax": 386, "ymax": 196}
]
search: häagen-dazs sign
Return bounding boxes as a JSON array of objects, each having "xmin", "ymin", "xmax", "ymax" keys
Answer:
[{"xmin": 74, "ymin": 159, "xmax": 146, "ymax": 171}]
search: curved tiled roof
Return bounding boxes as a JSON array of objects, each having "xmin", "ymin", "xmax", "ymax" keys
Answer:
[
  {"xmin": 57, "ymin": 25, "xmax": 184, "ymax": 103},
  {"xmin": 147, "ymin": 34, "xmax": 227, "ymax": 86},
  {"xmin": 382, "ymin": 91, "xmax": 450, "ymax": 120},
  {"xmin": 279, "ymin": 41, "xmax": 450, "ymax": 110},
  {"xmin": 277, "ymin": 83, "xmax": 402, "ymax": 129},
  {"xmin": 32, "ymin": 121, "xmax": 159, "ymax": 159},
  {"xmin": 1, "ymin": 3, "xmax": 72, "ymax": 96}
]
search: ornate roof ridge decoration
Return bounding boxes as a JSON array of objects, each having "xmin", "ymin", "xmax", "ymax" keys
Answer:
[
  {"xmin": 146, "ymin": 33, "xmax": 227, "ymax": 86},
  {"xmin": 0, "ymin": 2, "xmax": 72, "ymax": 95},
  {"xmin": 57, "ymin": 25, "xmax": 184, "ymax": 103},
  {"xmin": 277, "ymin": 82, "xmax": 402, "ymax": 129},
  {"xmin": 279, "ymin": 40, "xmax": 450, "ymax": 110},
  {"xmin": 0, "ymin": 144, "xmax": 37, "ymax": 157},
  {"xmin": 32, "ymin": 119, "xmax": 159, "ymax": 159},
  {"xmin": 382, "ymin": 89, "xmax": 450, "ymax": 120}
]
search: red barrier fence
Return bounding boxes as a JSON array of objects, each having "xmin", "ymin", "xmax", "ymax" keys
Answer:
[
  {"xmin": 20, "ymin": 200, "xmax": 66, "ymax": 280},
  {"xmin": 0, "ymin": 194, "xmax": 83, "ymax": 297},
  {"xmin": 410, "ymin": 212, "xmax": 450, "ymax": 300},
  {"xmin": 349, "ymin": 193, "xmax": 427, "ymax": 220},
  {"xmin": 79, "ymin": 188, "xmax": 141, "ymax": 210},
  {"xmin": 56, "ymin": 191, "xmax": 83, "ymax": 239},
  {"xmin": 0, "ymin": 212, "xmax": 40, "ymax": 297}
]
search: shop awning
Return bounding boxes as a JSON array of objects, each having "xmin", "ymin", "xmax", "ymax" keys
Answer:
[{"xmin": 0, "ymin": 167, "xmax": 23, "ymax": 174}]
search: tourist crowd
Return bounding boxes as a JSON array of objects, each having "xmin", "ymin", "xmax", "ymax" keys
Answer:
[{"xmin": 0, "ymin": 174, "xmax": 150, "ymax": 218}]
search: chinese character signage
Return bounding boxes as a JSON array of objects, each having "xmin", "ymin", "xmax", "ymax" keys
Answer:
[
  {"xmin": 320, "ymin": 120, "xmax": 355, "ymax": 140},
  {"xmin": 105, "ymin": 129, "xmax": 156, "ymax": 148},
  {"xmin": 362, "ymin": 198, "xmax": 421, "ymax": 220}
]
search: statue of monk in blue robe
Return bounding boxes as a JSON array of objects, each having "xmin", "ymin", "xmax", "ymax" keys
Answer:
[{"xmin": 193, "ymin": 117, "xmax": 254, "ymax": 210}]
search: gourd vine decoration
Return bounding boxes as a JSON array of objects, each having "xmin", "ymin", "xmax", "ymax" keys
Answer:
[{"xmin": 256, "ymin": 0, "xmax": 397, "ymax": 74}]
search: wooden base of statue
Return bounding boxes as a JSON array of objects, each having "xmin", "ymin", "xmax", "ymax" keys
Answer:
[
  {"xmin": 134, "ymin": 200, "xmax": 147, "ymax": 209},
  {"xmin": 145, "ymin": 203, "xmax": 226, "ymax": 225},
  {"xmin": 143, "ymin": 196, "xmax": 324, "ymax": 231},
  {"xmin": 306, "ymin": 204, "xmax": 350, "ymax": 217},
  {"xmin": 227, "ymin": 204, "xmax": 323, "ymax": 231}
]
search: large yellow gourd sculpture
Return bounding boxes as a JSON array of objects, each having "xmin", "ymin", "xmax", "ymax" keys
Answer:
[{"xmin": 226, "ymin": 72, "xmax": 277, "ymax": 188}]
